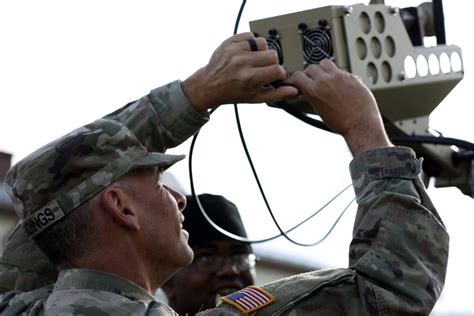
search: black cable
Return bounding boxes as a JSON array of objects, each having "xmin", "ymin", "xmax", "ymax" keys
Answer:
[
  {"xmin": 233, "ymin": 103, "xmax": 352, "ymax": 246},
  {"xmin": 189, "ymin": 129, "xmax": 354, "ymax": 243},
  {"xmin": 382, "ymin": 116, "xmax": 474, "ymax": 150},
  {"xmin": 190, "ymin": 1, "xmax": 472, "ymax": 245},
  {"xmin": 305, "ymin": 196, "xmax": 356, "ymax": 247},
  {"xmin": 282, "ymin": 108, "xmax": 474, "ymax": 151},
  {"xmin": 282, "ymin": 107, "xmax": 336, "ymax": 134},
  {"xmin": 390, "ymin": 135, "xmax": 474, "ymax": 150},
  {"xmin": 188, "ymin": 0, "xmax": 248, "ymax": 240},
  {"xmin": 188, "ymin": 110, "xmax": 354, "ymax": 243},
  {"xmin": 233, "ymin": 0, "xmax": 247, "ymax": 35},
  {"xmin": 188, "ymin": 103, "xmax": 354, "ymax": 243},
  {"xmin": 283, "ymin": 184, "xmax": 353, "ymax": 237},
  {"xmin": 453, "ymin": 150, "xmax": 474, "ymax": 165},
  {"xmin": 230, "ymin": 0, "xmax": 353, "ymax": 246},
  {"xmin": 233, "ymin": 103, "xmax": 296, "ymax": 244},
  {"xmin": 189, "ymin": 0, "xmax": 354, "ymax": 246}
]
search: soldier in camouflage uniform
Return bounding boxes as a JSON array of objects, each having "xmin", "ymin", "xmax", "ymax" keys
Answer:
[
  {"xmin": 162, "ymin": 194, "xmax": 256, "ymax": 315},
  {"xmin": 0, "ymin": 32, "xmax": 448, "ymax": 316}
]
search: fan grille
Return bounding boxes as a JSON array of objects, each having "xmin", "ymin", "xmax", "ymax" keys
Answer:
[{"xmin": 301, "ymin": 27, "xmax": 333, "ymax": 64}]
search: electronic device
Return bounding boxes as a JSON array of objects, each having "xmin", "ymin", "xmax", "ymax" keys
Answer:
[{"xmin": 250, "ymin": 0, "xmax": 473, "ymax": 197}]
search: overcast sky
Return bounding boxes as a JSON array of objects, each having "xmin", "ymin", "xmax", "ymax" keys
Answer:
[{"xmin": 1, "ymin": 1, "xmax": 473, "ymax": 314}]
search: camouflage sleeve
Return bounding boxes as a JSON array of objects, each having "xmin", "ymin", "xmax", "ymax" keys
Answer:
[
  {"xmin": 201, "ymin": 146, "xmax": 449, "ymax": 315},
  {"xmin": 104, "ymin": 80, "xmax": 210, "ymax": 152},
  {"xmin": 348, "ymin": 146, "xmax": 449, "ymax": 314}
]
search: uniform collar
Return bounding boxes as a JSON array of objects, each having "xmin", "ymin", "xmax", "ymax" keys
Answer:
[{"xmin": 54, "ymin": 268, "xmax": 157, "ymax": 302}]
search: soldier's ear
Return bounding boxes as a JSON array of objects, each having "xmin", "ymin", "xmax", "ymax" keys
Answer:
[{"xmin": 99, "ymin": 186, "xmax": 140, "ymax": 231}]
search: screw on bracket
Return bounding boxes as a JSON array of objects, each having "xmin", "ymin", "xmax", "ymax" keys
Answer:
[
  {"xmin": 297, "ymin": 23, "xmax": 308, "ymax": 34},
  {"xmin": 390, "ymin": 7, "xmax": 399, "ymax": 15},
  {"xmin": 269, "ymin": 28, "xmax": 278, "ymax": 37},
  {"xmin": 344, "ymin": 6, "xmax": 353, "ymax": 16},
  {"xmin": 398, "ymin": 71, "xmax": 406, "ymax": 81}
]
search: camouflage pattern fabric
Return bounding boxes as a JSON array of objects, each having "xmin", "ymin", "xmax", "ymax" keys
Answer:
[
  {"xmin": 201, "ymin": 146, "xmax": 449, "ymax": 315},
  {"xmin": 44, "ymin": 269, "xmax": 178, "ymax": 315},
  {"xmin": 1, "ymin": 145, "xmax": 449, "ymax": 315},
  {"xmin": 4, "ymin": 79, "xmax": 207, "ymax": 238},
  {"xmin": 5, "ymin": 118, "xmax": 186, "ymax": 238},
  {"xmin": 0, "ymin": 287, "xmax": 52, "ymax": 316},
  {"xmin": 0, "ymin": 224, "xmax": 56, "ymax": 292},
  {"xmin": 0, "ymin": 78, "xmax": 449, "ymax": 314},
  {"xmin": 0, "ymin": 80, "xmax": 209, "ymax": 314}
]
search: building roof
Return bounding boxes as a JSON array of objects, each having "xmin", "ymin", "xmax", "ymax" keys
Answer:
[
  {"xmin": 0, "ymin": 184, "xmax": 15, "ymax": 214},
  {"xmin": 0, "ymin": 152, "xmax": 15, "ymax": 215}
]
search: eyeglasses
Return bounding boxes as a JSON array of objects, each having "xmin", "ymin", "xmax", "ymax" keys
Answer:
[{"xmin": 192, "ymin": 253, "xmax": 257, "ymax": 274}]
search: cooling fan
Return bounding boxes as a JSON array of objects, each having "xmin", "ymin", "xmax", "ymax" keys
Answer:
[
  {"xmin": 249, "ymin": 4, "xmax": 472, "ymax": 197},
  {"xmin": 299, "ymin": 23, "xmax": 333, "ymax": 65}
]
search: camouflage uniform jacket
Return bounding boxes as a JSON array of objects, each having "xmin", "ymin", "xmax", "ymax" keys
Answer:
[
  {"xmin": 201, "ymin": 147, "xmax": 449, "ymax": 315},
  {"xmin": 45, "ymin": 269, "xmax": 178, "ymax": 315},
  {"xmin": 0, "ymin": 81, "xmax": 449, "ymax": 315},
  {"xmin": 2, "ymin": 146, "xmax": 449, "ymax": 315},
  {"xmin": 0, "ymin": 80, "xmax": 209, "ymax": 314}
]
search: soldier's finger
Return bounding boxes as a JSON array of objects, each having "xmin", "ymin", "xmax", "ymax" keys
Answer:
[
  {"xmin": 288, "ymin": 70, "xmax": 318, "ymax": 96},
  {"xmin": 231, "ymin": 32, "xmax": 255, "ymax": 43},
  {"xmin": 239, "ymin": 37, "xmax": 268, "ymax": 52},
  {"xmin": 254, "ymin": 85, "xmax": 299, "ymax": 104},
  {"xmin": 248, "ymin": 64, "xmax": 286, "ymax": 86},
  {"xmin": 319, "ymin": 58, "xmax": 338, "ymax": 72},
  {"xmin": 248, "ymin": 50, "xmax": 279, "ymax": 67},
  {"xmin": 303, "ymin": 63, "xmax": 326, "ymax": 80}
]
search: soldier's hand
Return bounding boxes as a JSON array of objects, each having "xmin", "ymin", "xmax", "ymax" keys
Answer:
[
  {"xmin": 182, "ymin": 32, "xmax": 298, "ymax": 111},
  {"xmin": 288, "ymin": 59, "xmax": 392, "ymax": 155}
]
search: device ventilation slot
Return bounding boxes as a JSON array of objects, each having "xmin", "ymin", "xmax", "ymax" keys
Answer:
[{"xmin": 301, "ymin": 26, "xmax": 333, "ymax": 65}]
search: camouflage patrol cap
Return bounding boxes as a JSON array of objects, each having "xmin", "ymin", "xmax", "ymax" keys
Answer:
[{"xmin": 4, "ymin": 119, "xmax": 185, "ymax": 239}]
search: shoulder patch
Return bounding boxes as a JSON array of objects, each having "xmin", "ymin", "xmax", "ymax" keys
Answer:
[{"xmin": 221, "ymin": 285, "xmax": 275, "ymax": 314}]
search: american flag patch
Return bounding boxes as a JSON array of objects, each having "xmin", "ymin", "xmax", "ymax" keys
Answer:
[{"xmin": 221, "ymin": 286, "xmax": 275, "ymax": 314}]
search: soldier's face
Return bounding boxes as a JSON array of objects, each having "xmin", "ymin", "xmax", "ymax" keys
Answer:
[
  {"xmin": 127, "ymin": 167, "xmax": 193, "ymax": 283},
  {"xmin": 164, "ymin": 240, "xmax": 256, "ymax": 315}
]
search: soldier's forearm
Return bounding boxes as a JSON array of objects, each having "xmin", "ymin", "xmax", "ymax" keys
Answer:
[{"xmin": 104, "ymin": 80, "xmax": 210, "ymax": 153}]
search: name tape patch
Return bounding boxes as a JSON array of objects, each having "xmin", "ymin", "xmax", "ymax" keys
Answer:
[
  {"xmin": 221, "ymin": 286, "xmax": 275, "ymax": 314},
  {"xmin": 22, "ymin": 200, "xmax": 65, "ymax": 238}
]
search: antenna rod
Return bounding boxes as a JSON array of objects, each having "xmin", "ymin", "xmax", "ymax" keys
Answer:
[{"xmin": 433, "ymin": 0, "xmax": 446, "ymax": 44}]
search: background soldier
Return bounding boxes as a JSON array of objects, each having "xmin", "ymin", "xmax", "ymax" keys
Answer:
[{"xmin": 162, "ymin": 194, "xmax": 256, "ymax": 315}]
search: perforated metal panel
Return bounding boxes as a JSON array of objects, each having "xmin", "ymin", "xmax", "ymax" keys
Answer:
[
  {"xmin": 249, "ymin": 4, "xmax": 464, "ymax": 121},
  {"xmin": 250, "ymin": 4, "xmax": 470, "ymax": 195}
]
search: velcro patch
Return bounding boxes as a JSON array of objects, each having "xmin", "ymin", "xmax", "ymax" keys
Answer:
[
  {"xmin": 221, "ymin": 286, "xmax": 275, "ymax": 314},
  {"xmin": 22, "ymin": 200, "xmax": 65, "ymax": 238}
]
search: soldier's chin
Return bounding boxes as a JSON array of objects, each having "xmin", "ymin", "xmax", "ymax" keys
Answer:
[{"xmin": 181, "ymin": 228, "xmax": 189, "ymax": 240}]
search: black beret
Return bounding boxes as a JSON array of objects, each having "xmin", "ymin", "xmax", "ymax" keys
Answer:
[{"xmin": 183, "ymin": 194, "xmax": 248, "ymax": 247}]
